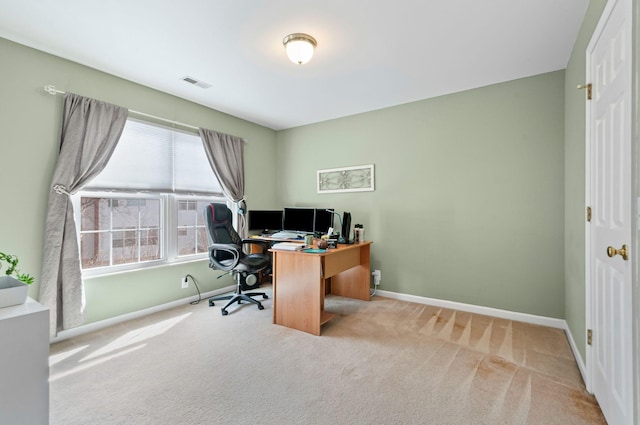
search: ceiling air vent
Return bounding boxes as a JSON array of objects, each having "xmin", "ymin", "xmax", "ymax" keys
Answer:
[{"xmin": 181, "ymin": 76, "xmax": 212, "ymax": 89}]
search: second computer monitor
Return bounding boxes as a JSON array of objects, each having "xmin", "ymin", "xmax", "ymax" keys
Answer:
[
  {"xmin": 282, "ymin": 207, "xmax": 315, "ymax": 234},
  {"xmin": 314, "ymin": 208, "xmax": 334, "ymax": 235}
]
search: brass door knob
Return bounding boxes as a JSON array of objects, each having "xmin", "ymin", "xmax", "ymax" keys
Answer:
[{"xmin": 606, "ymin": 244, "xmax": 628, "ymax": 261}]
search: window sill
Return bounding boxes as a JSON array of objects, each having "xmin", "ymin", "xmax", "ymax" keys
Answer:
[{"xmin": 82, "ymin": 256, "xmax": 209, "ymax": 280}]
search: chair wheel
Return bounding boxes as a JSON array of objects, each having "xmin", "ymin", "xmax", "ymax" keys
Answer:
[
  {"xmin": 258, "ymin": 304, "xmax": 264, "ymax": 310},
  {"xmin": 262, "ymin": 294, "xmax": 269, "ymax": 299},
  {"xmin": 209, "ymin": 299, "xmax": 215, "ymax": 307},
  {"xmin": 221, "ymin": 309, "xmax": 228, "ymax": 316}
]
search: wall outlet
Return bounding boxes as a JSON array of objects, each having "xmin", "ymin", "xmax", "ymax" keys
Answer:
[
  {"xmin": 181, "ymin": 276, "xmax": 189, "ymax": 289},
  {"xmin": 372, "ymin": 270, "xmax": 381, "ymax": 286}
]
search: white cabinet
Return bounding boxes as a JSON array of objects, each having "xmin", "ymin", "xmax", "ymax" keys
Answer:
[{"xmin": 0, "ymin": 298, "xmax": 49, "ymax": 425}]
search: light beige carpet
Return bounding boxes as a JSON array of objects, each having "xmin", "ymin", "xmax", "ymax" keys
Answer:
[{"xmin": 49, "ymin": 285, "xmax": 605, "ymax": 424}]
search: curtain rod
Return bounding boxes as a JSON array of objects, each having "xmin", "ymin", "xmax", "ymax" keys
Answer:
[
  {"xmin": 44, "ymin": 85, "xmax": 248, "ymax": 143},
  {"xmin": 44, "ymin": 85, "xmax": 200, "ymax": 131},
  {"xmin": 45, "ymin": 85, "xmax": 198, "ymax": 132}
]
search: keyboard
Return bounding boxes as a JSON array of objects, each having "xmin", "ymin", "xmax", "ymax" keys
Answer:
[{"xmin": 270, "ymin": 231, "xmax": 303, "ymax": 239}]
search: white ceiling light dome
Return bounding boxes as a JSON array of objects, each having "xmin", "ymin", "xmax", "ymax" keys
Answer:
[{"xmin": 283, "ymin": 33, "xmax": 317, "ymax": 65}]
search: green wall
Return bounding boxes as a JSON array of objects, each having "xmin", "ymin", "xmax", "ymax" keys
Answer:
[
  {"xmin": 563, "ymin": 0, "xmax": 608, "ymax": 363},
  {"xmin": 0, "ymin": 37, "xmax": 278, "ymax": 324},
  {"xmin": 276, "ymin": 71, "xmax": 566, "ymax": 318}
]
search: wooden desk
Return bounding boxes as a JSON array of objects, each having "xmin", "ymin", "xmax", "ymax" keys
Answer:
[{"xmin": 270, "ymin": 241, "xmax": 372, "ymax": 335}]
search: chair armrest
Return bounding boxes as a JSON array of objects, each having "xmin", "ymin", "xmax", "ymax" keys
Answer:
[
  {"xmin": 208, "ymin": 243, "xmax": 240, "ymax": 271},
  {"xmin": 241, "ymin": 239, "xmax": 269, "ymax": 255}
]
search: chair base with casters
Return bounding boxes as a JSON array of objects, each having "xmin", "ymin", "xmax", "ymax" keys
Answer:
[{"xmin": 208, "ymin": 271, "xmax": 269, "ymax": 316}]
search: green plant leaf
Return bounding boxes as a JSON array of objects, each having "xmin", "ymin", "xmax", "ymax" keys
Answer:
[{"xmin": 0, "ymin": 251, "xmax": 33, "ymax": 284}]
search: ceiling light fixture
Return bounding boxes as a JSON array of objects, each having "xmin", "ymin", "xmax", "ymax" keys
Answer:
[{"xmin": 282, "ymin": 33, "xmax": 317, "ymax": 65}]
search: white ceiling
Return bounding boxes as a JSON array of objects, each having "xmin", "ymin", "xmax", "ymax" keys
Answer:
[{"xmin": 0, "ymin": 0, "xmax": 589, "ymax": 130}]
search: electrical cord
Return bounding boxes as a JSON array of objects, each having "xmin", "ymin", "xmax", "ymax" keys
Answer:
[
  {"xmin": 370, "ymin": 271, "xmax": 379, "ymax": 297},
  {"xmin": 185, "ymin": 274, "xmax": 203, "ymax": 305}
]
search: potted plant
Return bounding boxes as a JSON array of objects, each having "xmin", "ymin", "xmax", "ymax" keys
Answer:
[{"xmin": 0, "ymin": 252, "xmax": 33, "ymax": 308}]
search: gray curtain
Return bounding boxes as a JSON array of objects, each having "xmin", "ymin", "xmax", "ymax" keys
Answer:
[
  {"xmin": 199, "ymin": 129, "xmax": 248, "ymax": 238},
  {"xmin": 39, "ymin": 93, "xmax": 128, "ymax": 337}
]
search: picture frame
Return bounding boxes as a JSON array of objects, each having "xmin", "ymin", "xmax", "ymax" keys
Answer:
[{"xmin": 316, "ymin": 164, "xmax": 375, "ymax": 194}]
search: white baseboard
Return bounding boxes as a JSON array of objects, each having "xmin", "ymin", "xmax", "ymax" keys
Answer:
[
  {"xmin": 375, "ymin": 289, "xmax": 566, "ymax": 328},
  {"xmin": 563, "ymin": 323, "xmax": 589, "ymax": 390},
  {"xmin": 50, "ymin": 285, "xmax": 235, "ymax": 344}
]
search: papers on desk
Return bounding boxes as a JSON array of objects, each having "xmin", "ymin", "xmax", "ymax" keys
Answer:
[{"xmin": 271, "ymin": 242, "xmax": 305, "ymax": 251}]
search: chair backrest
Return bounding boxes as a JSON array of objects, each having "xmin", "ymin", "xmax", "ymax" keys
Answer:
[{"xmin": 205, "ymin": 203, "xmax": 242, "ymax": 261}]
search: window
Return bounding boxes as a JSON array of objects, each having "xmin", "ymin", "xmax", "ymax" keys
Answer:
[
  {"xmin": 75, "ymin": 119, "xmax": 226, "ymax": 275},
  {"xmin": 177, "ymin": 199, "xmax": 211, "ymax": 256},
  {"xmin": 79, "ymin": 196, "xmax": 162, "ymax": 269}
]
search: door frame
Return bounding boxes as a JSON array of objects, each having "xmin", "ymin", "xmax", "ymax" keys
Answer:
[
  {"xmin": 584, "ymin": 0, "xmax": 639, "ymax": 422},
  {"xmin": 634, "ymin": 0, "xmax": 639, "ymax": 419}
]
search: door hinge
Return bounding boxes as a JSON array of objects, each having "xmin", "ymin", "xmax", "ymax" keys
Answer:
[
  {"xmin": 587, "ymin": 329, "xmax": 592, "ymax": 346},
  {"xmin": 586, "ymin": 206, "xmax": 592, "ymax": 222},
  {"xmin": 578, "ymin": 83, "xmax": 592, "ymax": 100}
]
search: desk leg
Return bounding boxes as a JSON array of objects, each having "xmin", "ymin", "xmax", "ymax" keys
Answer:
[
  {"xmin": 272, "ymin": 252, "xmax": 323, "ymax": 336},
  {"xmin": 320, "ymin": 278, "xmax": 324, "ymax": 312},
  {"xmin": 330, "ymin": 243, "xmax": 371, "ymax": 301}
]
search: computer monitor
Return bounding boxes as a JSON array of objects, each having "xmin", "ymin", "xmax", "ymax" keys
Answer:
[
  {"xmin": 247, "ymin": 210, "xmax": 283, "ymax": 233},
  {"xmin": 282, "ymin": 207, "xmax": 315, "ymax": 234},
  {"xmin": 314, "ymin": 208, "xmax": 334, "ymax": 234}
]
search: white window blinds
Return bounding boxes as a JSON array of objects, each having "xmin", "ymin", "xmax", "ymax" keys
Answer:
[{"xmin": 87, "ymin": 119, "xmax": 223, "ymax": 195}]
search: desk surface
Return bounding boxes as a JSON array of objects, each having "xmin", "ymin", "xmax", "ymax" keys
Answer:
[{"xmin": 268, "ymin": 240, "xmax": 370, "ymax": 256}]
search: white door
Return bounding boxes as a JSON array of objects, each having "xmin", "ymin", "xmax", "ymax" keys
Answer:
[{"xmin": 587, "ymin": 0, "xmax": 634, "ymax": 424}]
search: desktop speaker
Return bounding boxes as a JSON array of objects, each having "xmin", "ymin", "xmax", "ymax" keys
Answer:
[{"xmin": 341, "ymin": 212, "xmax": 352, "ymax": 241}]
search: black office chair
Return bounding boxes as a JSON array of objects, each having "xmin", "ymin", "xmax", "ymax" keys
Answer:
[{"xmin": 204, "ymin": 203, "xmax": 270, "ymax": 316}]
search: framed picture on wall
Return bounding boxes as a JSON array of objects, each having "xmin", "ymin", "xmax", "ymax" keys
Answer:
[{"xmin": 316, "ymin": 164, "xmax": 375, "ymax": 194}]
